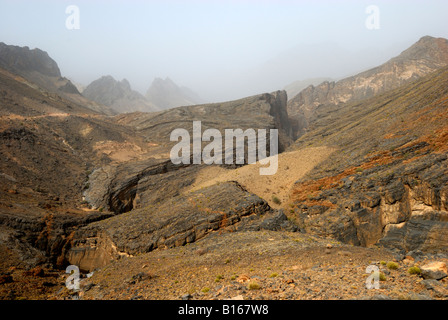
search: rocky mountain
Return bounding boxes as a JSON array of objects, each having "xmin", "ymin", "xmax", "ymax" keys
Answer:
[
  {"xmin": 287, "ymin": 36, "xmax": 448, "ymax": 138},
  {"xmin": 145, "ymin": 77, "xmax": 204, "ymax": 109},
  {"xmin": 0, "ymin": 42, "xmax": 116, "ymax": 116},
  {"xmin": 0, "ymin": 42, "xmax": 61, "ymax": 78},
  {"xmin": 82, "ymin": 76, "xmax": 203, "ymax": 113},
  {"xmin": 288, "ymin": 66, "xmax": 448, "ymax": 253},
  {"xmin": 83, "ymin": 76, "xmax": 160, "ymax": 114},
  {"xmin": 0, "ymin": 42, "xmax": 79, "ymax": 96}
]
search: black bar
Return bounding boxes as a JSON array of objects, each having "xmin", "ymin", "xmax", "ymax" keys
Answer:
[{"xmin": 1, "ymin": 300, "xmax": 446, "ymax": 319}]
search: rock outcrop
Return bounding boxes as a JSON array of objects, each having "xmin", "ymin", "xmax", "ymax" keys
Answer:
[
  {"xmin": 116, "ymin": 90, "xmax": 293, "ymax": 154},
  {"xmin": 420, "ymin": 262, "xmax": 448, "ymax": 280},
  {"xmin": 69, "ymin": 182, "xmax": 297, "ymax": 271},
  {"xmin": 293, "ymin": 153, "xmax": 448, "ymax": 253}
]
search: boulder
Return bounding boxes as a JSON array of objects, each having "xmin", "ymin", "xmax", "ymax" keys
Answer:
[{"xmin": 420, "ymin": 261, "xmax": 448, "ymax": 280}]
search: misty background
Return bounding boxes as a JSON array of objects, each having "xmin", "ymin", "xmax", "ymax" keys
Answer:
[{"xmin": 1, "ymin": 0, "xmax": 448, "ymax": 102}]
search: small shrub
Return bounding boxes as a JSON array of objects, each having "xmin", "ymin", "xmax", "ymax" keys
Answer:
[
  {"xmin": 408, "ymin": 266, "xmax": 421, "ymax": 275},
  {"xmin": 386, "ymin": 261, "xmax": 399, "ymax": 270},
  {"xmin": 215, "ymin": 275, "xmax": 223, "ymax": 282},
  {"xmin": 380, "ymin": 261, "xmax": 387, "ymax": 266},
  {"xmin": 269, "ymin": 272, "xmax": 278, "ymax": 278},
  {"xmin": 379, "ymin": 272, "xmax": 387, "ymax": 281},
  {"xmin": 272, "ymin": 196, "xmax": 281, "ymax": 205},
  {"xmin": 187, "ymin": 288, "xmax": 196, "ymax": 295},
  {"xmin": 230, "ymin": 275, "xmax": 237, "ymax": 281},
  {"xmin": 201, "ymin": 287, "xmax": 210, "ymax": 293},
  {"xmin": 247, "ymin": 281, "xmax": 261, "ymax": 290}
]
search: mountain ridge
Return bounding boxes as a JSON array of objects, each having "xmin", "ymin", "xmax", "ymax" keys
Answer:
[
  {"xmin": 82, "ymin": 75, "xmax": 204, "ymax": 113},
  {"xmin": 287, "ymin": 36, "xmax": 448, "ymax": 138}
]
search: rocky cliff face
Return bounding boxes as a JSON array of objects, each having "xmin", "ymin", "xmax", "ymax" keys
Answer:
[
  {"xmin": 83, "ymin": 76, "xmax": 160, "ymax": 113},
  {"xmin": 69, "ymin": 181, "xmax": 297, "ymax": 271},
  {"xmin": 292, "ymin": 153, "xmax": 448, "ymax": 254},
  {"xmin": 287, "ymin": 36, "xmax": 448, "ymax": 138},
  {"xmin": 116, "ymin": 90, "xmax": 293, "ymax": 155}
]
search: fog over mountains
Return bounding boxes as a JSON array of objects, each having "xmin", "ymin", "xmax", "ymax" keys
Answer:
[
  {"xmin": 3, "ymin": 1, "xmax": 446, "ymax": 103},
  {"xmin": 2, "ymin": 1, "xmax": 448, "ymax": 303}
]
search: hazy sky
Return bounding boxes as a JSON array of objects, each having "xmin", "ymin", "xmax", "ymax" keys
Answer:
[{"xmin": 1, "ymin": 0, "xmax": 448, "ymax": 102}]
